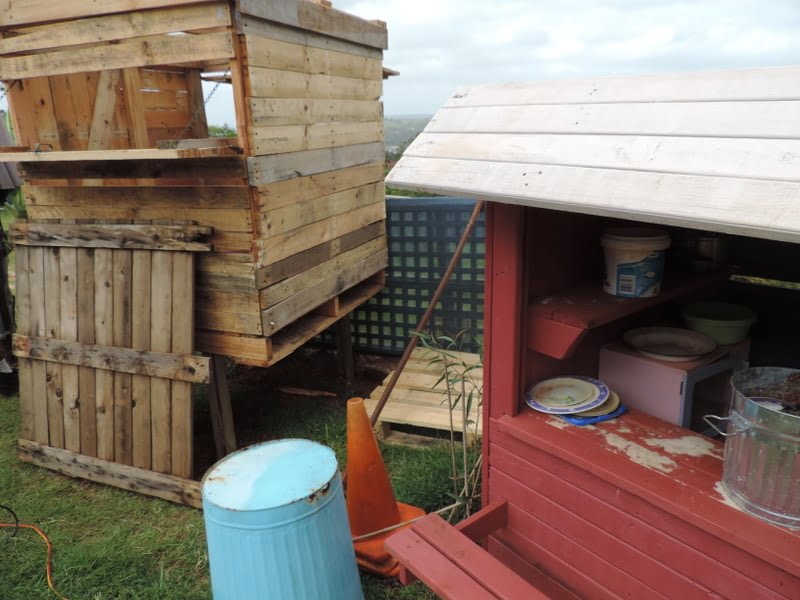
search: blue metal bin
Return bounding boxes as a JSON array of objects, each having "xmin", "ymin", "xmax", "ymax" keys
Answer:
[{"xmin": 202, "ymin": 439, "xmax": 363, "ymax": 599}]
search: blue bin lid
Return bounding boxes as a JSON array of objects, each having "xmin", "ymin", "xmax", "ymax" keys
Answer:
[{"xmin": 202, "ymin": 439, "xmax": 338, "ymax": 513}]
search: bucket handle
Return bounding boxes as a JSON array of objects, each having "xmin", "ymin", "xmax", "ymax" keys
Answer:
[{"xmin": 703, "ymin": 414, "xmax": 750, "ymax": 437}]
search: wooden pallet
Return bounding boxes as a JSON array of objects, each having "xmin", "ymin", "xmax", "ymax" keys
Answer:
[{"xmin": 364, "ymin": 349, "xmax": 483, "ymax": 445}]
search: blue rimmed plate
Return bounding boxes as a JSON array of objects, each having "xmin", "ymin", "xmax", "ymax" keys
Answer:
[{"xmin": 525, "ymin": 376, "xmax": 610, "ymax": 414}]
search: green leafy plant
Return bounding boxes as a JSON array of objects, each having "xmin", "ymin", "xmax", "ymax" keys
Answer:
[{"xmin": 414, "ymin": 329, "xmax": 483, "ymax": 519}]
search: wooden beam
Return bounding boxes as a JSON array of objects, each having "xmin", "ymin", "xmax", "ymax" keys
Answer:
[
  {"xmin": 17, "ymin": 438, "xmax": 201, "ymax": 508},
  {"xmin": 0, "ymin": 31, "xmax": 234, "ymax": 79},
  {"xmin": 12, "ymin": 334, "xmax": 210, "ymax": 383},
  {"xmin": 247, "ymin": 142, "xmax": 384, "ymax": 185},
  {"xmin": 0, "ymin": 146, "xmax": 242, "ymax": 162},
  {"xmin": 11, "ymin": 222, "xmax": 212, "ymax": 251},
  {"xmin": 238, "ymin": 0, "xmax": 388, "ymax": 49},
  {"xmin": 335, "ymin": 314, "xmax": 355, "ymax": 392},
  {"xmin": 0, "ymin": 3, "xmax": 231, "ymax": 54},
  {"xmin": 207, "ymin": 354, "xmax": 237, "ymax": 459},
  {"xmin": 121, "ymin": 68, "xmax": 149, "ymax": 148},
  {"xmin": 88, "ymin": 70, "xmax": 120, "ymax": 151}
]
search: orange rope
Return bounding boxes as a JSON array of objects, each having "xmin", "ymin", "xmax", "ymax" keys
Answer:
[{"xmin": 0, "ymin": 522, "xmax": 69, "ymax": 600}]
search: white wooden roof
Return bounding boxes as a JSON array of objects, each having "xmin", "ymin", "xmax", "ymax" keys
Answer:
[{"xmin": 386, "ymin": 66, "xmax": 800, "ymax": 244}]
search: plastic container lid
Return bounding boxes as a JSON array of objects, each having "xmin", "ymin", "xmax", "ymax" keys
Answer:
[
  {"xmin": 601, "ymin": 227, "xmax": 671, "ymax": 247},
  {"xmin": 202, "ymin": 439, "xmax": 338, "ymax": 513}
]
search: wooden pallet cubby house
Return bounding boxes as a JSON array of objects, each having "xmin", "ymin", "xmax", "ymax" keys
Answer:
[{"xmin": 0, "ymin": 0, "xmax": 389, "ymax": 502}]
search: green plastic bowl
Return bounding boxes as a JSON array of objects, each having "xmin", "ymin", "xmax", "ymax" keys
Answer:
[{"xmin": 681, "ymin": 301, "xmax": 757, "ymax": 345}]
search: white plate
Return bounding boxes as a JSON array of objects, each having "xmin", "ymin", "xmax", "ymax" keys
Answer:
[
  {"xmin": 526, "ymin": 377, "xmax": 610, "ymax": 414},
  {"xmin": 623, "ymin": 327, "xmax": 717, "ymax": 362}
]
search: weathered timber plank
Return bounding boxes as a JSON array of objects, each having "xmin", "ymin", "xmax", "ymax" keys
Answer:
[
  {"xmin": 28, "ymin": 247, "xmax": 48, "ymax": 444},
  {"xmin": 195, "ymin": 330, "xmax": 271, "ymax": 363},
  {"xmin": 196, "ymin": 308, "xmax": 263, "ymax": 335},
  {"xmin": 261, "ymin": 248, "xmax": 387, "ymax": 334},
  {"xmin": 256, "ymin": 201, "xmax": 385, "ymax": 265},
  {"xmin": 267, "ymin": 275, "xmax": 383, "ymax": 366},
  {"xmin": 0, "ymin": 147, "xmax": 242, "ymax": 162},
  {"xmin": 260, "ymin": 235, "xmax": 386, "ymax": 308},
  {"xmin": 0, "ymin": 3, "xmax": 231, "ymax": 54},
  {"xmin": 0, "ymin": 31, "xmax": 235, "ymax": 79},
  {"xmin": 207, "ymin": 355, "xmax": 236, "ymax": 458},
  {"xmin": 88, "ymin": 70, "xmax": 120, "ymax": 151},
  {"xmin": 17, "ymin": 439, "xmax": 201, "ymax": 508},
  {"xmin": 444, "ymin": 65, "xmax": 800, "ymax": 107},
  {"xmin": 15, "ymin": 247, "xmax": 34, "ymax": 440},
  {"xmin": 11, "ymin": 222, "xmax": 212, "ymax": 251},
  {"xmin": 170, "ymin": 252, "xmax": 194, "ymax": 478},
  {"xmin": 256, "ymin": 220, "xmax": 385, "ymax": 286},
  {"xmin": 25, "ymin": 185, "xmax": 250, "ymax": 209},
  {"xmin": 43, "ymin": 247, "xmax": 64, "ymax": 448},
  {"xmin": 244, "ymin": 35, "xmax": 382, "ymax": 79},
  {"xmin": 260, "ymin": 180, "xmax": 382, "ymax": 237},
  {"xmin": 150, "ymin": 251, "xmax": 172, "ymax": 474},
  {"xmin": 131, "ymin": 250, "xmax": 152, "ymax": 470},
  {"xmin": 196, "ymin": 289, "xmax": 260, "ymax": 315},
  {"xmin": 247, "ymin": 98, "xmax": 382, "ymax": 127},
  {"xmin": 186, "ymin": 68, "xmax": 209, "ymax": 138},
  {"xmin": 121, "ymin": 68, "xmax": 149, "ymax": 148},
  {"xmin": 112, "ymin": 249, "xmax": 133, "ymax": 465},
  {"xmin": 250, "ymin": 120, "xmax": 382, "ymax": 156},
  {"xmin": 238, "ymin": 0, "xmax": 387, "ymax": 49},
  {"xmin": 248, "ymin": 141, "xmax": 383, "ymax": 185},
  {"xmin": 76, "ymin": 248, "xmax": 97, "ymax": 456},
  {"xmin": 49, "ymin": 75, "xmax": 83, "ymax": 151},
  {"xmin": 255, "ymin": 161, "xmax": 383, "ymax": 211},
  {"xmin": 26, "ymin": 207, "xmax": 251, "ymax": 233},
  {"xmin": 93, "ymin": 249, "xmax": 114, "ymax": 461},
  {"xmin": 406, "ymin": 131, "xmax": 800, "ymax": 182},
  {"xmin": 387, "ymin": 157, "xmax": 800, "ymax": 245},
  {"xmin": 19, "ymin": 156, "xmax": 246, "ymax": 180},
  {"xmin": 237, "ymin": 15, "xmax": 382, "ymax": 60},
  {"xmin": 246, "ymin": 66, "xmax": 382, "ymax": 100}
]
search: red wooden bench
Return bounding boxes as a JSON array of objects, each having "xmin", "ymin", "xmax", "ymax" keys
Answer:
[{"xmin": 385, "ymin": 500, "xmax": 578, "ymax": 599}]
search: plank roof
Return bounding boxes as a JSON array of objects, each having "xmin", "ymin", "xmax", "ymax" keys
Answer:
[{"xmin": 385, "ymin": 65, "xmax": 800, "ymax": 244}]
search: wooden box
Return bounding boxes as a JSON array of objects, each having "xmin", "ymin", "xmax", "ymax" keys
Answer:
[{"xmin": 0, "ymin": 0, "xmax": 389, "ymax": 366}]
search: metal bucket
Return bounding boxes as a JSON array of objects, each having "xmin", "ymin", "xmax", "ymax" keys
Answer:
[
  {"xmin": 704, "ymin": 367, "xmax": 800, "ymax": 529},
  {"xmin": 202, "ymin": 439, "xmax": 364, "ymax": 599}
]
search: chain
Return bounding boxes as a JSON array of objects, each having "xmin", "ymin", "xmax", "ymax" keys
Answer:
[{"xmin": 175, "ymin": 69, "xmax": 230, "ymax": 143}]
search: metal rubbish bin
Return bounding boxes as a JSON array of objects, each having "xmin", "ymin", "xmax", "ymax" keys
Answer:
[{"xmin": 202, "ymin": 439, "xmax": 364, "ymax": 599}]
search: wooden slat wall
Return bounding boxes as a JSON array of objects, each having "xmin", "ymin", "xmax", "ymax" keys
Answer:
[
  {"xmin": 14, "ymin": 223, "xmax": 208, "ymax": 478},
  {"xmin": 241, "ymin": 18, "xmax": 388, "ymax": 337}
]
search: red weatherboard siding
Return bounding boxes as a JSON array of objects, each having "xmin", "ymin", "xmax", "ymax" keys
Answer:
[{"xmin": 481, "ymin": 203, "xmax": 800, "ymax": 599}]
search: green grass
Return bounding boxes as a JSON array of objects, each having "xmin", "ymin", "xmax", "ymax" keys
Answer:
[{"xmin": 0, "ymin": 389, "xmax": 452, "ymax": 599}]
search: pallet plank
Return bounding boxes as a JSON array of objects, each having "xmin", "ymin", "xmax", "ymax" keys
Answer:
[
  {"xmin": 28, "ymin": 246, "xmax": 49, "ymax": 445},
  {"xmin": 0, "ymin": 31, "xmax": 235, "ymax": 79},
  {"xmin": 250, "ymin": 121, "xmax": 383, "ymax": 156},
  {"xmin": 150, "ymin": 251, "xmax": 172, "ymax": 474},
  {"xmin": 15, "ymin": 246, "xmax": 34, "ymax": 440},
  {"xmin": 170, "ymin": 252, "xmax": 194, "ymax": 478},
  {"xmin": 17, "ymin": 439, "xmax": 201, "ymax": 507},
  {"xmin": 77, "ymin": 248, "xmax": 97, "ymax": 455},
  {"xmin": 112, "ymin": 249, "xmax": 133, "ymax": 465},
  {"xmin": 59, "ymin": 247, "xmax": 80, "ymax": 452},
  {"xmin": 43, "ymin": 247, "xmax": 64, "ymax": 448},
  {"xmin": 131, "ymin": 250, "xmax": 152, "ymax": 470},
  {"xmin": 11, "ymin": 222, "xmax": 212, "ymax": 251},
  {"xmin": 247, "ymin": 67, "xmax": 382, "ymax": 100},
  {"xmin": 94, "ymin": 248, "xmax": 114, "ymax": 461},
  {"xmin": 248, "ymin": 142, "xmax": 383, "ymax": 185},
  {"xmin": 248, "ymin": 98, "xmax": 382, "ymax": 128},
  {"xmin": 88, "ymin": 70, "xmax": 120, "ymax": 151}
]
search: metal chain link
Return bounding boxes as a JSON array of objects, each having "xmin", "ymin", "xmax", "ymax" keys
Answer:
[{"xmin": 175, "ymin": 69, "xmax": 231, "ymax": 142}]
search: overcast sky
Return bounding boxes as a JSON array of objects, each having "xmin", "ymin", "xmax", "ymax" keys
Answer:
[
  {"xmin": 2, "ymin": 0, "xmax": 799, "ymax": 124},
  {"xmin": 339, "ymin": 0, "xmax": 800, "ymax": 116}
]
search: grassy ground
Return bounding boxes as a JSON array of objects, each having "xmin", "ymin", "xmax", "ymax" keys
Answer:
[{"xmin": 0, "ymin": 350, "xmax": 454, "ymax": 599}]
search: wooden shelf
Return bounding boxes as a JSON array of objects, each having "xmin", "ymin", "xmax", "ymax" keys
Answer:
[
  {"xmin": 0, "ymin": 146, "xmax": 241, "ymax": 163},
  {"xmin": 527, "ymin": 270, "xmax": 731, "ymax": 359}
]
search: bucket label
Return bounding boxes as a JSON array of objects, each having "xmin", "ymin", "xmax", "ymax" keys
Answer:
[{"xmin": 614, "ymin": 250, "xmax": 666, "ymax": 297}]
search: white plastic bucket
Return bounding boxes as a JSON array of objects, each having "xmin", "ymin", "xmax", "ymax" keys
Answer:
[{"xmin": 601, "ymin": 228, "xmax": 670, "ymax": 298}]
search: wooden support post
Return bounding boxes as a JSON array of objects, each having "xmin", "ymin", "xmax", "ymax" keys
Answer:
[
  {"xmin": 335, "ymin": 313, "xmax": 355, "ymax": 394},
  {"xmin": 208, "ymin": 354, "xmax": 236, "ymax": 460}
]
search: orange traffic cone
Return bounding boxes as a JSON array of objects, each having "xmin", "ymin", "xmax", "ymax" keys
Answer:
[{"xmin": 345, "ymin": 398, "xmax": 425, "ymax": 578}]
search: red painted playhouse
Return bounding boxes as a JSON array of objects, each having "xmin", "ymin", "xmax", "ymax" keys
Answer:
[{"xmin": 385, "ymin": 66, "xmax": 800, "ymax": 599}]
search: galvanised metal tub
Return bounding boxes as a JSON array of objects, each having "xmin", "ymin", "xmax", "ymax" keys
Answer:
[
  {"xmin": 706, "ymin": 367, "xmax": 800, "ymax": 529},
  {"xmin": 202, "ymin": 439, "xmax": 363, "ymax": 599}
]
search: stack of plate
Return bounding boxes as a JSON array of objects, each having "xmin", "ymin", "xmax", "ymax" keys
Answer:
[{"xmin": 525, "ymin": 376, "xmax": 621, "ymax": 417}]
